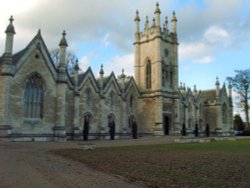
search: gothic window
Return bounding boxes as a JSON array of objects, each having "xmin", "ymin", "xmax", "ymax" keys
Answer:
[
  {"xmin": 222, "ymin": 103, "xmax": 227, "ymax": 124},
  {"xmin": 24, "ymin": 73, "xmax": 44, "ymax": 118},
  {"xmin": 129, "ymin": 95, "xmax": 133, "ymax": 108},
  {"xmin": 109, "ymin": 92, "xmax": 114, "ymax": 107},
  {"xmin": 146, "ymin": 60, "xmax": 152, "ymax": 89},
  {"xmin": 162, "ymin": 69, "xmax": 165, "ymax": 87},
  {"xmin": 188, "ymin": 118, "xmax": 192, "ymax": 128},
  {"xmin": 85, "ymin": 88, "xmax": 92, "ymax": 109},
  {"xmin": 170, "ymin": 69, "xmax": 173, "ymax": 88},
  {"xmin": 188, "ymin": 102, "xmax": 192, "ymax": 113}
]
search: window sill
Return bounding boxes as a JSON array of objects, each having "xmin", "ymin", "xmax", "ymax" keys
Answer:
[{"xmin": 23, "ymin": 118, "xmax": 42, "ymax": 124}]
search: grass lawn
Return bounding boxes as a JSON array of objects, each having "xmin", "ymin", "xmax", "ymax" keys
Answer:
[{"xmin": 53, "ymin": 139, "xmax": 250, "ymax": 188}]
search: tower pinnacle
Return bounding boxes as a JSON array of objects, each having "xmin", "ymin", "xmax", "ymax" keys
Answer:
[
  {"xmin": 5, "ymin": 16, "xmax": 16, "ymax": 34},
  {"xmin": 4, "ymin": 16, "xmax": 16, "ymax": 56},
  {"xmin": 154, "ymin": 2, "xmax": 161, "ymax": 14},
  {"xmin": 134, "ymin": 10, "xmax": 140, "ymax": 22},
  {"xmin": 59, "ymin": 30, "xmax": 68, "ymax": 47},
  {"xmin": 171, "ymin": 11, "xmax": 177, "ymax": 34},
  {"xmin": 134, "ymin": 10, "xmax": 140, "ymax": 42},
  {"xmin": 154, "ymin": 2, "xmax": 161, "ymax": 30}
]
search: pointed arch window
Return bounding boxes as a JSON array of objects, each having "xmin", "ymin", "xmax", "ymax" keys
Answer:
[
  {"xmin": 129, "ymin": 95, "xmax": 133, "ymax": 108},
  {"xmin": 85, "ymin": 88, "xmax": 92, "ymax": 110},
  {"xmin": 146, "ymin": 60, "xmax": 152, "ymax": 89},
  {"xmin": 109, "ymin": 92, "xmax": 114, "ymax": 107},
  {"xmin": 222, "ymin": 103, "xmax": 227, "ymax": 124},
  {"xmin": 170, "ymin": 69, "xmax": 173, "ymax": 88},
  {"xmin": 24, "ymin": 73, "xmax": 44, "ymax": 118}
]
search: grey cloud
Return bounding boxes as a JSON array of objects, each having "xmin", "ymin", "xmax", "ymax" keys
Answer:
[{"xmin": 1, "ymin": 0, "xmax": 249, "ymax": 56}]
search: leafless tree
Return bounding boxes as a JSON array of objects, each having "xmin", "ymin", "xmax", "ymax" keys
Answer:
[
  {"xmin": 228, "ymin": 69, "xmax": 250, "ymax": 129},
  {"xmin": 50, "ymin": 48, "xmax": 78, "ymax": 74}
]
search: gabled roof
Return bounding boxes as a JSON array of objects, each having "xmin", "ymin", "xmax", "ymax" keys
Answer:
[
  {"xmin": 201, "ymin": 89, "xmax": 216, "ymax": 101},
  {"xmin": 123, "ymin": 77, "xmax": 141, "ymax": 97},
  {"xmin": 78, "ymin": 67, "xmax": 100, "ymax": 93},
  {"xmin": 102, "ymin": 72, "xmax": 122, "ymax": 95},
  {"xmin": 9, "ymin": 30, "xmax": 58, "ymax": 80}
]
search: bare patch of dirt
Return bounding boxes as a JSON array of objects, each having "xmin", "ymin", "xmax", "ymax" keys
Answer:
[{"xmin": 54, "ymin": 141, "xmax": 250, "ymax": 188}]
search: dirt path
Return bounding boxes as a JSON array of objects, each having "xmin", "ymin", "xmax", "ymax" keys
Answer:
[
  {"xmin": 0, "ymin": 141, "xmax": 146, "ymax": 188},
  {"xmin": 1, "ymin": 136, "xmax": 244, "ymax": 188}
]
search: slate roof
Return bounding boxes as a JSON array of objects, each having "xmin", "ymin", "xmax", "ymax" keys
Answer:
[{"xmin": 201, "ymin": 89, "xmax": 216, "ymax": 101}]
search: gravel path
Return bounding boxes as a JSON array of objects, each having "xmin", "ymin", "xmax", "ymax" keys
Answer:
[
  {"xmin": 2, "ymin": 136, "xmax": 243, "ymax": 188},
  {"xmin": 0, "ymin": 136, "xmax": 178, "ymax": 188},
  {"xmin": 0, "ymin": 138, "xmax": 157, "ymax": 188}
]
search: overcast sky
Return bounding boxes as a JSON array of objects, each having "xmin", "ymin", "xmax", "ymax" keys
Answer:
[{"xmin": 0, "ymin": 0, "xmax": 250, "ymax": 112}]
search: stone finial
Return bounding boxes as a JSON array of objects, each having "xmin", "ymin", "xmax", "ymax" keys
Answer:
[
  {"xmin": 59, "ymin": 30, "xmax": 68, "ymax": 47},
  {"xmin": 134, "ymin": 10, "xmax": 140, "ymax": 36},
  {"xmin": 134, "ymin": 10, "xmax": 140, "ymax": 22},
  {"xmin": 120, "ymin": 69, "xmax": 126, "ymax": 79},
  {"xmin": 216, "ymin": 77, "xmax": 220, "ymax": 98},
  {"xmin": 5, "ymin": 15, "xmax": 16, "ymax": 34},
  {"xmin": 171, "ymin": 11, "xmax": 177, "ymax": 22},
  {"xmin": 144, "ymin": 16, "xmax": 149, "ymax": 31},
  {"xmin": 215, "ymin": 77, "xmax": 220, "ymax": 86},
  {"xmin": 164, "ymin": 16, "xmax": 168, "ymax": 30},
  {"xmin": 171, "ymin": 11, "xmax": 177, "ymax": 34},
  {"xmin": 154, "ymin": 2, "xmax": 161, "ymax": 14},
  {"xmin": 74, "ymin": 59, "xmax": 80, "ymax": 72},
  {"xmin": 152, "ymin": 17, "xmax": 156, "ymax": 27},
  {"xmin": 119, "ymin": 69, "xmax": 126, "ymax": 91},
  {"xmin": 193, "ymin": 85, "xmax": 197, "ymax": 93},
  {"xmin": 99, "ymin": 64, "xmax": 104, "ymax": 75}
]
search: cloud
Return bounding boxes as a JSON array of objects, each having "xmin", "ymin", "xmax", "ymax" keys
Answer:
[
  {"xmin": 101, "ymin": 53, "xmax": 134, "ymax": 77},
  {"xmin": 204, "ymin": 26, "xmax": 230, "ymax": 46},
  {"xmin": 194, "ymin": 56, "xmax": 213, "ymax": 64},
  {"xmin": 179, "ymin": 41, "xmax": 214, "ymax": 64},
  {"xmin": 103, "ymin": 33, "xmax": 110, "ymax": 47},
  {"xmin": 78, "ymin": 56, "xmax": 90, "ymax": 72},
  {"xmin": 179, "ymin": 25, "xmax": 232, "ymax": 64},
  {"xmin": 0, "ymin": 0, "xmax": 249, "ymax": 72},
  {"xmin": 179, "ymin": 42, "xmax": 210, "ymax": 60}
]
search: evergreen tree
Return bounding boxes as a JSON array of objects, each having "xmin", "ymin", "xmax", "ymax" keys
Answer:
[{"xmin": 233, "ymin": 114, "xmax": 244, "ymax": 131}]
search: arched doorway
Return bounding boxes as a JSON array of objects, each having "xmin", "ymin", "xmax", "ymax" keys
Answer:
[
  {"xmin": 108, "ymin": 114, "xmax": 115, "ymax": 140},
  {"xmin": 163, "ymin": 115, "xmax": 170, "ymax": 135},
  {"xmin": 83, "ymin": 113, "xmax": 92, "ymax": 141},
  {"xmin": 129, "ymin": 115, "xmax": 137, "ymax": 139}
]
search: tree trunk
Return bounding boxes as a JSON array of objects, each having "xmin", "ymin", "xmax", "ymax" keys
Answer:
[
  {"xmin": 245, "ymin": 103, "xmax": 250, "ymax": 130},
  {"xmin": 244, "ymin": 94, "xmax": 250, "ymax": 130}
]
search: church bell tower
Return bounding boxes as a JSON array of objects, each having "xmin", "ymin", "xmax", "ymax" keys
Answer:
[
  {"xmin": 134, "ymin": 3, "xmax": 180, "ymax": 136},
  {"xmin": 134, "ymin": 3, "xmax": 178, "ymax": 92}
]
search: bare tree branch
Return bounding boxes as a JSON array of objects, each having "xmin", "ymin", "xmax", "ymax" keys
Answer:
[{"xmin": 227, "ymin": 69, "xmax": 250, "ymax": 129}]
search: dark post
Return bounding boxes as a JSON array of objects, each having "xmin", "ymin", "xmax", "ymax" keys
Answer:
[
  {"xmin": 132, "ymin": 119, "xmax": 138, "ymax": 139},
  {"xmin": 181, "ymin": 123, "xmax": 186, "ymax": 136},
  {"xmin": 83, "ymin": 117, "xmax": 89, "ymax": 141},
  {"xmin": 109, "ymin": 120, "xmax": 115, "ymax": 140},
  {"xmin": 194, "ymin": 124, "xmax": 199, "ymax": 137},
  {"xmin": 206, "ymin": 124, "xmax": 210, "ymax": 137}
]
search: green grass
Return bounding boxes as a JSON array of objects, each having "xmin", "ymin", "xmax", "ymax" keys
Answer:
[{"xmin": 53, "ymin": 139, "xmax": 250, "ymax": 188}]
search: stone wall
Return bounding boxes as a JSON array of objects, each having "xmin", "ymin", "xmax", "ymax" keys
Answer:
[{"xmin": 9, "ymin": 50, "xmax": 57, "ymax": 136}]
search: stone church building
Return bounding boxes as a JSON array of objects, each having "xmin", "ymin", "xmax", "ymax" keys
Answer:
[{"xmin": 0, "ymin": 4, "xmax": 233, "ymax": 141}]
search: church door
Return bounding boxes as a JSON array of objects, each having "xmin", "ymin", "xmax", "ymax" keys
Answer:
[
  {"xmin": 129, "ymin": 116, "xmax": 138, "ymax": 139},
  {"xmin": 83, "ymin": 115, "xmax": 90, "ymax": 141},
  {"xmin": 108, "ymin": 115, "xmax": 115, "ymax": 140},
  {"xmin": 163, "ymin": 115, "xmax": 170, "ymax": 135}
]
